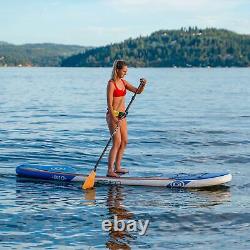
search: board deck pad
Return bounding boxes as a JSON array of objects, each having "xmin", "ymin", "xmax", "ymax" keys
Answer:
[{"xmin": 16, "ymin": 164, "xmax": 232, "ymax": 188}]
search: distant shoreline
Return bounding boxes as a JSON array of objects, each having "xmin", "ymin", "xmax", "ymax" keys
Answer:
[{"xmin": 1, "ymin": 27, "xmax": 250, "ymax": 68}]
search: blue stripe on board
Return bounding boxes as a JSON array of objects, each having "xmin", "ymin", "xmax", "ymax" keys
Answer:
[
  {"xmin": 168, "ymin": 173, "xmax": 228, "ymax": 180},
  {"xmin": 17, "ymin": 164, "xmax": 77, "ymax": 173},
  {"xmin": 16, "ymin": 165, "xmax": 76, "ymax": 182}
]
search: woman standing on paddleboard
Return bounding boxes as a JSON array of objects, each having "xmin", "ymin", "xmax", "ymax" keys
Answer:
[{"xmin": 106, "ymin": 60, "xmax": 147, "ymax": 177}]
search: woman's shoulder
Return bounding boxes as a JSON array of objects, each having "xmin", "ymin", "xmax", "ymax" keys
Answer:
[
  {"xmin": 108, "ymin": 79, "xmax": 114, "ymax": 83},
  {"xmin": 107, "ymin": 79, "xmax": 115, "ymax": 89}
]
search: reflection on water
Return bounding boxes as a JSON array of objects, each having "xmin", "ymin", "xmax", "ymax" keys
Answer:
[
  {"xmin": 84, "ymin": 188, "xmax": 96, "ymax": 206},
  {"xmin": 106, "ymin": 186, "xmax": 134, "ymax": 250},
  {"xmin": 190, "ymin": 186, "xmax": 231, "ymax": 207},
  {"xmin": 13, "ymin": 177, "xmax": 232, "ymax": 249}
]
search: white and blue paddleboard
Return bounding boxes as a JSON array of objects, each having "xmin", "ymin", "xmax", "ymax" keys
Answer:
[{"xmin": 16, "ymin": 164, "xmax": 232, "ymax": 188}]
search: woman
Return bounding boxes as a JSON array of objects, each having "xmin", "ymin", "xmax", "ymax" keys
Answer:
[{"xmin": 106, "ymin": 60, "xmax": 147, "ymax": 177}]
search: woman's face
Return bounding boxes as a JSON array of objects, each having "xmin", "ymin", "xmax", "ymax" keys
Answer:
[{"xmin": 116, "ymin": 66, "xmax": 128, "ymax": 78}]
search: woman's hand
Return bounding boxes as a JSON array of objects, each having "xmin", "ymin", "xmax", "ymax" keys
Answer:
[
  {"xmin": 140, "ymin": 78, "xmax": 147, "ymax": 85},
  {"xmin": 111, "ymin": 115, "xmax": 119, "ymax": 124},
  {"xmin": 137, "ymin": 78, "xmax": 147, "ymax": 93}
]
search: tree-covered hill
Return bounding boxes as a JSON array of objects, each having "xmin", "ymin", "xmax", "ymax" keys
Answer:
[
  {"xmin": 0, "ymin": 43, "xmax": 90, "ymax": 67},
  {"xmin": 61, "ymin": 27, "xmax": 250, "ymax": 67}
]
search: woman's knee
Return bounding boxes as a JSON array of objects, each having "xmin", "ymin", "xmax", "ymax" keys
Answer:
[
  {"xmin": 121, "ymin": 138, "xmax": 128, "ymax": 148},
  {"xmin": 113, "ymin": 137, "xmax": 121, "ymax": 148}
]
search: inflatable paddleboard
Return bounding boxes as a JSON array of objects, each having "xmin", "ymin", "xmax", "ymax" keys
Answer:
[{"xmin": 16, "ymin": 164, "xmax": 232, "ymax": 188}]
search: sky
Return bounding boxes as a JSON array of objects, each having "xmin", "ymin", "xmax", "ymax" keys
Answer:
[{"xmin": 0, "ymin": 0, "xmax": 249, "ymax": 46}]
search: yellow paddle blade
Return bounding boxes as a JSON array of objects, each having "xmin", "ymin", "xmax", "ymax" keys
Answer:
[{"xmin": 82, "ymin": 170, "xmax": 96, "ymax": 190}]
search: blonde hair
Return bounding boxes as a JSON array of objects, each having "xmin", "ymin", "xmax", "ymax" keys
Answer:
[{"xmin": 110, "ymin": 60, "xmax": 127, "ymax": 81}]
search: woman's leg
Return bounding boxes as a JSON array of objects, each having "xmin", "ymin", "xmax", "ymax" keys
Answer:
[
  {"xmin": 115, "ymin": 118, "xmax": 128, "ymax": 173},
  {"xmin": 106, "ymin": 113, "xmax": 121, "ymax": 177}
]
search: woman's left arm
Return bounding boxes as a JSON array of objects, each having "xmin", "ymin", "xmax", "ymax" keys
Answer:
[{"xmin": 125, "ymin": 78, "xmax": 147, "ymax": 94}]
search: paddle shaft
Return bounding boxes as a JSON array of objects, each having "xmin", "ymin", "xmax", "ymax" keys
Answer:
[{"xmin": 93, "ymin": 82, "xmax": 144, "ymax": 171}]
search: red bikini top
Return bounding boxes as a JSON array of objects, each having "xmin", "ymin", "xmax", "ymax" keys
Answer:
[{"xmin": 112, "ymin": 79, "xmax": 127, "ymax": 97}]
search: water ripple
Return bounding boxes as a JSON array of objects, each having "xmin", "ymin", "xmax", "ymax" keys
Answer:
[{"xmin": 0, "ymin": 68, "xmax": 250, "ymax": 249}]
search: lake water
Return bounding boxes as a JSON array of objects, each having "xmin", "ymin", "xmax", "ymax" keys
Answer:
[{"xmin": 0, "ymin": 67, "xmax": 250, "ymax": 249}]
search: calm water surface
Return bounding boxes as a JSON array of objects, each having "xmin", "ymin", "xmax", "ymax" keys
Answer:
[{"xmin": 0, "ymin": 67, "xmax": 250, "ymax": 249}]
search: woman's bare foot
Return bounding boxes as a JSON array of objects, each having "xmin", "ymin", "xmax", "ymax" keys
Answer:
[
  {"xmin": 106, "ymin": 171, "xmax": 120, "ymax": 178},
  {"xmin": 115, "ymin": 167, "xmax": 129, "ymax": 174}
]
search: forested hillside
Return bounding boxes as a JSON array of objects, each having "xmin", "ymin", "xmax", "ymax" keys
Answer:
[
  {"xmin": 61, "ymin": 27, "xmax": 250, "ymax": 67},
  {"xmin": 0, "ymin": 43, "xmax": 89, "ymax": 66}
]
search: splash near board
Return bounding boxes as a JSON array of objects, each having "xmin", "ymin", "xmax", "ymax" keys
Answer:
[{"xmin": 16, "ymin": 164, "xmax": 232, "ymax": 188}]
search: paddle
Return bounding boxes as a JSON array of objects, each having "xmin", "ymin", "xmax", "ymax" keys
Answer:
[{"xmin": 82, "ymin": 81, "xmax": 144, "ymax": 189}]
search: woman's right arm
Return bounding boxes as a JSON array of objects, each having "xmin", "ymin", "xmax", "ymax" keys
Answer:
[{"xmin": 107, "ymin": 81, "xmax": 118, "ymax": 123}]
